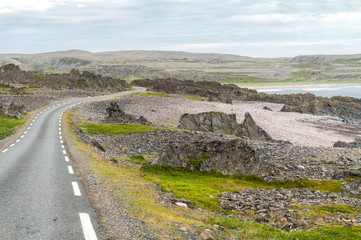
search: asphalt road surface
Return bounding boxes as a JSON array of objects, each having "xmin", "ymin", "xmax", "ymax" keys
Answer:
[{"xmin": 0, "ymin": 88, "xmax": 144, "ymax": 240}]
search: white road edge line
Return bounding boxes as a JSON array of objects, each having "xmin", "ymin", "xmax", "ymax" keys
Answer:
[
  {"xmin": 79, "ymin": 213, "xmax": 98, "ymax": 240},
  {"xmin": 10, "ymin": 144, "xmax": 15, "ymax": 147},
  {"xmin": 63, "ymin": 150, "xmax": 67, "ymax": 155},
  {"xmin": 68, "ymin": 166, "xmax": 74, "ymax": 174},
  {"xmin": 2, "ymin": 149, "xmax": 8, "ymax": 153},
  {"xmin": 65, "ymin": 156, "xmax": 69, "ymax": 162},
  {"xmin": 72, "ymin": 182, "xmax": 81, "ymax": 196},
  {"xmin": 16, "ymin": 139, "xmax": 20, "ymax": 143}
]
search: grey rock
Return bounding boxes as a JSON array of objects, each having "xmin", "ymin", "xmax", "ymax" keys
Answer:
[
  {"xmin": 153, "ymin": 139, "xmax": 267, "ymax": 176},
  {"xmin": 178, "ymin": 111, "xmax": 274, "ymax": 142},
  {"xmin": 341, "ymin": 179, "xmax": 361, "ymax": 195}
]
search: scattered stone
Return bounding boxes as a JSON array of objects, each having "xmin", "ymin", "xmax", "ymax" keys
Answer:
[
  {"xmin": 200, "ymin": 229, "xmax": 215, "ymax": 240},
  {"xmin": 263, "ymin": 106, "xmax": 273, "ymax": 111},
  {"xmin": 175, "ymin": 202, "xmax": 188, "ymax": 210},
  {"xmin": 334, "ymin": 140, "xmax": 361, "ymax": 148}
]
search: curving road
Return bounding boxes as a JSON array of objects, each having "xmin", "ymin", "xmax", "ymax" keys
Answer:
[{"xmin": 0, "ymin": 88, "xmax": 144, "ymax": 240}]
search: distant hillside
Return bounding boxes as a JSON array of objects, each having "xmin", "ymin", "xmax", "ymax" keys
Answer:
[{"xmin": 1, "ymin": 50, "xmax": 361, "ymax": 86}]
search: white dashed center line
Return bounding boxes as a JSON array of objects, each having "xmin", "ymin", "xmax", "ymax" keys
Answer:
[
  {"xmin": 79, "ymin": 213, "xmax": 98, "ymax": 240},
  {"xmin": 72, "ymin": 182, "xmax": 81, "ymax": 196}
]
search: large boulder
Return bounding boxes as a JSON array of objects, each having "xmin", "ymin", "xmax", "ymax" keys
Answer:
[
  {"xmin": 178, "ymin": 111, "xmax": 274, "ymax": 142},
  {"xmin": 153, "ymin": 139, "xmax": 266, "ymax": 176},
  {"xmin": 341, "ymin": 179, "xmax": 361, "ymax": 196},
  {"xmin": 178, "ymin": 111, "xmax": 239, "ymax": 135},
  {"xmin": 7, "ymin": 103, "xmax": 25, "ymax": 118},
  {"xmin": 239, "ymin": 112, "xmax": 273, "ymax": 141},
  {"xmin": 104, "ymin": 102, "xmax": 150, "ymax": 124}
]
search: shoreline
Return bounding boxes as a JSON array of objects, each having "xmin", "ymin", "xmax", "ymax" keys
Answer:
[{"xmin": 242, "ymin": 83, "xmax": 361, "ymax": 89}]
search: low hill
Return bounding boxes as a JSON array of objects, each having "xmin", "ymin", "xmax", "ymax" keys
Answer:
[{"xmin": 1, "ymin": 50, "xmax": 361, "ymax": 86}]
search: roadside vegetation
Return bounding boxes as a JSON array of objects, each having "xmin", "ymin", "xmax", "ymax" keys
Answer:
[{"xmin": 0, "ymin": 115, "xmax": 26, "ymax": 140}]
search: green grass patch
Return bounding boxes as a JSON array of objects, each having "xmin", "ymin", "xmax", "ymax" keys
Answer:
[
  {"xmin": 0, "ymin": 114, "xmax": 26, "ymax": 139},
  {"xmin": 126, "ymin": 155, "xmax": 150, "ymax": 164},
  {"xmin": 141, "ymin": 165, "xmax": 343, "ymax": 212},
  {"xmin": 317, "ymin": 204, "xmax": 361, "ymax": 214},
  {"xmin": 30, "ymin": 73, "xmax": 49, "ymax": 82},
  {"xmin": 333, "ymin": 58, "xmax": 361, "ymax": 64},
  {"xmin": 185, "ymin": 96, "xmax": 205, "ymax": 101},
  {"xmin": 209, "ymin": 216, "xmax": 361, "ymax": 240},
  {"xmin": 138, "ymin": 92, "xmax": 170, "ymax": 97},
  {"xmin": 0, "ymin": 83, "xmax": 10, "ymax": 90},
  {"xmin": 79, "ymin": 123, "xmax": 158, "ymax": 136},
  {"xmin": 188, "ymin": 156, "xmax": 210, "ymax": 165}
]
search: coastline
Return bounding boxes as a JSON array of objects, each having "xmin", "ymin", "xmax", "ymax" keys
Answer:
[{"xmin": 242, "ymin": 83, "xmax": 361, "ymax": 89}]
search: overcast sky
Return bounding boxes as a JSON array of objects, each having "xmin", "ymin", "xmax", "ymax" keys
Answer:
[{"xmin": 1, "ymin": 0, "xmax": 361, "ymax": 57}]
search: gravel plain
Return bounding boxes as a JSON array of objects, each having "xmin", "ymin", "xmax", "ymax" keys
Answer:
[{"xmin": 81, "ymin": 94, "xmax": 360, "ymax": 147}]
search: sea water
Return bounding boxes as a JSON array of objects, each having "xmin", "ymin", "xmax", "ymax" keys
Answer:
[{"xmin": 257, "ymin": 84, "xmax": 361, "ymax": 99}]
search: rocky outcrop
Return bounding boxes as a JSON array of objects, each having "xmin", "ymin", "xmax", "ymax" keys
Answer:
[
  {"xmin": 104, "ymin": 102, "xmax": 150, "ymax": 124},
  {"xmin": 281, "ymin": 97, "xmax": 361, "ymax": 123},
  {"xmin": 333, "ymin": 140, "xmax": 361, "ymax": 148},
  {"xmin": 341, "ymin": 179, "xmax": 361, "ymax": 196},
  {"xmin": 0, "ymin": 64, "xmax": 130, "ymax": 92},
  {"xmin": 132, "ymin": 79, "xmax": 361, "ymax": 123},
  {"xmin": 0, "ymin": 102, "xmax": 25, "ymax": 118},
  {"xmin": 178, "ymin": 111, "xmax": 273, "ymax": 142},
  {"xmin": 7, "ymin": 103, "xmax": 25, "ymax": 118},
  {"xmin": 240, "ymin": 112, "xmax": 273, "ymax": 141},
  {"xmin": 153, "ymin": 139, "xmax": 267, "ymax": 176}
]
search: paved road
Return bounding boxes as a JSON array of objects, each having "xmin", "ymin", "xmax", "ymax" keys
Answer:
[{"xmin": 0, "ymin": 88, "xmax": 144, "ymax": 240}]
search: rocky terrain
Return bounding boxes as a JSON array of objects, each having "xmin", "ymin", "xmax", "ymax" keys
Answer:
[
  {"xmin": 132, "ymin": 78, "xmax": 361, "ymax": 123},
  {"xmin": 70, "ymin": 93, "xmax": 361, "ymax": 234},
  {"xmin": 0, "ymin": 64, "xmax": 130, "ymax": 92},
  {"xmin": 74, "ymin": 97, "xmax": 361, "ymax": 180}
]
